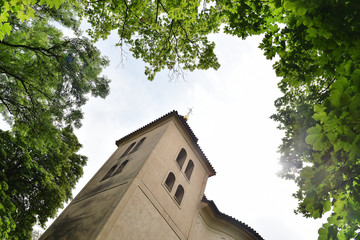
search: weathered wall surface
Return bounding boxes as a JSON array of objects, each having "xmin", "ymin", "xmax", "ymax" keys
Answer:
[
  {"xmin": 100, "ymin": 186, "xmax": 180, "ymax": 240},
  {"xmin": 139, "ymin": 120, "xmax": 210, "ymax": 238},
  {"xmin": 40, "ymin": 113, "xmax": 261, "ymax": 240},
  {"xmin": 96, "ymin": 119, "xmax": 211, "ymax": 240},
  {"xmin": 194, "ymin": 214, "xmax": 239, "ymax": 240},
  {"xmin": 40, "ymin": 121, "xmax": 168, "ymax": 240},
  {"xmin": 39, "ymin": 183, "xmax": 128, "ymax": 240},
  {"xmin": 194, "ymin": 204, "xmax": 259, "ymax": 240}
]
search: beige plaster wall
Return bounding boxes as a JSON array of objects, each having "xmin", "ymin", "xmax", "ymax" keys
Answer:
[
  {"xmin": 138, "ymin": 120, "xmax": 209, "ymax": 238},
  {"xmin": 96, "ymin": 118, "xmax": 211, "ymax": 240},
  {"xmin": 39, "ymin": 183, "xmax": 128, "ymax": 240},
  {"xmin": 41, "ymin": 116, "xmax": 235, "ymax": 240},
  {"xmin": 194, "ymin": 205, "xmax": 259, "ymax": 240},
  {"xmin": 40, "ymin": 121, "xmax": 168, "ymax": 240},
  {"xmin": 194, "ymin": 214, "xmax": 239, "ymax": 240},
  {"xmin": 75, "ymin": 121, "xmax": 168, "ymax": 200},
  {"xmin": 101, "ymin": 186, "xmax": 180, "ymax": 240}
]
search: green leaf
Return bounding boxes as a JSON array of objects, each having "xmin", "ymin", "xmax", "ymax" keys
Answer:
[
  {"xmin": 337, "ymin": 230, "xmax": 346, "ymax": 240},
  {"xmin": 53, "ymin": 0, "xmax": 62, "ymax": 9},
  {"xmin": 319, "ymin": 226, "xmax": 328, "ymax": 239},
  {"xmin": 27, "ymin": 7, "xmax": 35, "ymax": 20},
  {"xmin": 313, "ymin": 104, "xmax": 327, "ymax": 123},
  {"xmin": 329, "ymin": 89, "xmax": 342, "ymax": 108},
  {"xmin": 0, "ymin": 11, "xmax": 9, "ymax": 23},
  {"xmin": 296, "ymin": 6, "xmax": 307, "ymax": 16},
  {"xmin": 323, "ymin": 200, "xmax": 332, "ymax": 212},
  {"xmin": 1, "ymin": 22, "xmax": 12, "ymax": 36},
  {"xmin": 283, "ymin": 1, "xmax": 296, "ymax": 11},
  {"xmin": 3, "ymin": 1, "xmax": 11, "ymax": 11},
  {"xmin": 334, "ymin": 140, "xmax": 344, "ymax": 152},
  {"xmin": 333, "ymin": 199, "xmax": 346, "ymax": 213},
  {"xmin": 313, "ymin": 209, "xmax": 321, "ymax": 219},
  {"xmin": 319, "ymin": 55, "xmax": 328, "ymax": 65},
  {"xmin": 328, "ymin": 215, "xmax": 338, "ymax": 225},
  {"xmin": 10, "ymin": 0, "xmax": 20, "ymax": 6},
  {"xmin": 306, "ymin": 125, "xmax": 327, "ymax": 150},
  {"xmin": 351, "ymin": 69, "xmax": 360, "ymax": 81},
  {"xmin": 17, "ymin": 11, "xmax": 27, "ymax": 23},
  {"xmin": 307, "ymin": 28, "xmax": 318, "ymax": 37}
]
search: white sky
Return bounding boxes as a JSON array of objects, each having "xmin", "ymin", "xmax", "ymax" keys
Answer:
[
  {"xmin": 65, "ymin": 32, "xmax": 328, "ymax": 239},
  {"xmin": 1, "ymin": 25, "xmax": 329, "ymax": 239}
]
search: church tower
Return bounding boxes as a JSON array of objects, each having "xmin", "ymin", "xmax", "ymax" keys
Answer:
[{"xmin": 40, "ymin": 111, "xmax": 263, "ymax": 240}]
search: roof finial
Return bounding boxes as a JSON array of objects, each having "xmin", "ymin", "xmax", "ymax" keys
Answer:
[{"xmin": 184, "ymin": 108, "xmax": 193, "ymax": 121}]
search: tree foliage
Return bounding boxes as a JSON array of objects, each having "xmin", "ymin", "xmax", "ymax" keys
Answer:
[
  {"xmin": 264, "ymin": 1, "xmax": 360, "ymax": 239},
  {"xmin": 0, "ymin": 127, "xmax": 86, "ymax": 239},
  {"xmin": 0, "ymin": 0, "xmax": 67, "ymax": 39},
  {"xmin": 83, "ymin": 0, "xmax": 360, "ymax": 238},
  {"xmin": 82, "ymin": 0, "xmax": 222, "ymax": 80},
  {"xmin": 0, "ymin": 2, "xmax": 109, "ymax": 239},
  {"xmin": 1, "ymin": 0, "xmax": 360, "ymax": 239}
]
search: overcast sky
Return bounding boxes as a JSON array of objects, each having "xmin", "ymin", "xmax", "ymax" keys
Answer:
[
  {"xmin": 20, "ymin": 27, "xmax": 331, "ymax": 239},
  {"xmin": 63, "ymin": 31, "xmax": 329, "ymax": 239}
]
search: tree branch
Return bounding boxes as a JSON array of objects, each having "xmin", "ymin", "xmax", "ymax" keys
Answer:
[
  {"xmin": 120, "ymin": 5, "xmax": 129, "ymax": 41},
  {"xmin": 0, "ymin": 41, "xmax": 57, "ymax": 58},
  {"xmin": 155, "ymin": 0, "xmax": 159, "ymax": 24}
]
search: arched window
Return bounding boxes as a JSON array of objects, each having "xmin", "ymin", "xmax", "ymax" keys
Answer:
[
  {"xmin": 120, "ymin": 142, "xmax": 136, "ymax": 158},
  {"xmin": 184, "ymin": 160, "xmax": 194, "ymax": 180},
  {"xmin": 164, "ymin": 172, "xmax": 176, "ymax": 192},
  {"xmin": 176, "ymin": 148, "xmax": 187, "ymax": 169},
  {"xmin": 129, "ymin": 137, "xmax": 146, "ymax": 154},
  {"xmin": 174, "ymin": 185, "xmax": 184, "ymax": 205},
  {"xmin": 101, "ymin": 165, "xmax": 117, "ymax": 181},
  {"xmin": 114, "ymin": 159, "xmax": 129, "ymax": 175}
]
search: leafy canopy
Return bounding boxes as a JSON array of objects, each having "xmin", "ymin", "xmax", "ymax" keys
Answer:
[
  {"xmin": 264, "ymin": 1, "xmax": 360, "ymax": 239},
  {"xmin": 0, "ymin": 1, "xmax": 109, "ymax": 239},
  {"xmin": 83, "ymin": 0, "xmax": 223, "ymax": 80},
  {"xmin": 1, "ymin": 0, "xmax": 360, "ymax": 239},
  {"xmin": 0, "ymin": 0, "xmax": 67, "ymax": 39},
  {"xmin": 83, "ymin": 0, "xmax": 360, "ymax": 238}
]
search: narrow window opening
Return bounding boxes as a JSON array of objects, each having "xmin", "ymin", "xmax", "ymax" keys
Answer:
[
  {"xmin": 129, "ymin": 137, "xmax": 146, "ymax": 154},
  {"xmin": 184, "ymin": 160, "xmax": 194, "ymax": 180},
  {"xmin": 114, "ymin": 160, "xmax": 129, "ymax": 175},
  {"xmin": 176, "ymin": 148, "xmax": 187, "ymax": 169},
  {"xmin": 174, "ymin": 185, "xmax": 184, "ymax": 205},
  {"xmin": 120, "ymin": 142, "xmax": 136, "ymax": 158},
  {"xmin": 101, "ymin": 165, "xmax": 117, "ymax": 181},
  {"xmin": 164, "ymin": 172, "xmax": 176, "ymax": 192}
]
